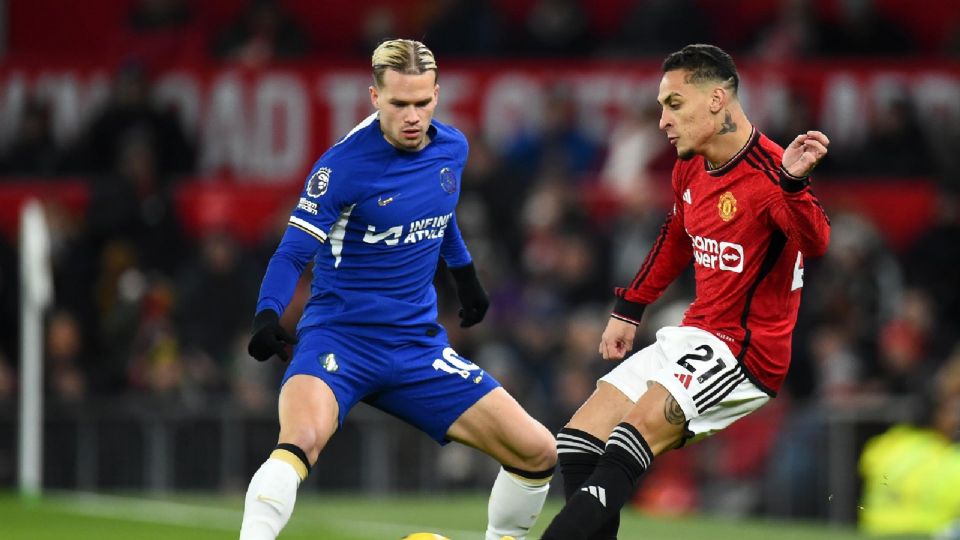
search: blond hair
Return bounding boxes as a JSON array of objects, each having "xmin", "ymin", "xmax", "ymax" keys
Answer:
[{"xmin": 371, "ymin": 39, "xmax": 438, "ymax": 88}]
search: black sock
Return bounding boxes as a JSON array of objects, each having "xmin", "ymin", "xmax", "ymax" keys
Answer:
[
  {"xmin": 556, "ymin": 428, "xmax": 620, "ymax": 539},
  {"xmin": 542, "ymin": 423, "xmax": 652, "ymax": 540},
  {"xmin": 557, "ymin": 428, "xmax": 603, "ymax": 499}
]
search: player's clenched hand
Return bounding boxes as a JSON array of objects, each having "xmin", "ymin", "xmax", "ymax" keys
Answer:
[
  {"xmin": 450, "ymin": 263, "xmax": 490, "ymax": 328},
  {"xmin": 599, "ymin": 317, "xmax": 638, "ymax": 361},
  {"xmin": 247, "ymin": 309, "xmax": 298, "ymax": 362},
  {"xmin": 782, "ymin": 130, "xmax": 829, "ymax": 178}
]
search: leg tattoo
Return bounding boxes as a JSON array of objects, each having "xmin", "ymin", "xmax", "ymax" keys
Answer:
[{"xmin": 664, "ymin": 393, "xmax": 686, "ymax": 425}]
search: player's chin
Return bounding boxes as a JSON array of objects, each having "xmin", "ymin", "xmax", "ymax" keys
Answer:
[
  {"xmin": 399, "ymin": 135, "xmax": 424, "ymax": 149},
  {"xmin": 677, "ymin": 148, "xmax": 696, "ymax": 161}
]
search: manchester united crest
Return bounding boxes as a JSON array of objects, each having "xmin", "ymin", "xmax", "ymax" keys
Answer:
[{"xmin": 718, "ymin": 191, "xmax": 737, "ymax": 222}]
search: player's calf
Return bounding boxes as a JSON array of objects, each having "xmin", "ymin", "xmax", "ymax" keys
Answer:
[
  {"xmin": 486, "ymin": 464, "xmax": 555, "ymax": 540},
  {"xmin": 556, "ymin": 428, "xmax": 620, "ymax": 539},
  {"xmin": 542, "ymin": 423, "xmax": 653, "ymax": 540},
  {"xmin": 239, "ymin": 444, "xmax": 311, "ymax": 540}
]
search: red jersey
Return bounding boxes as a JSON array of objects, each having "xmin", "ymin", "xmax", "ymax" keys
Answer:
[{"xmin": 612, "ymin": 128, "xmax": 830, "ymax": 395}]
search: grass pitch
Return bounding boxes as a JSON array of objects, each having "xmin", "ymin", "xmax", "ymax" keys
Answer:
[{"xmin": 0, "ymin": 491, "xmax": 920, "ymax": 539}]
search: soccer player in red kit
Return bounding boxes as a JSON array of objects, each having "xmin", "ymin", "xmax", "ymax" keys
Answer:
[{"xmin": 541, "ymin": 44, "xmax": 831, "ymax": 540}]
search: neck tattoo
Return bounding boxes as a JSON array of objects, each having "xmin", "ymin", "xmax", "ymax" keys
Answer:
[{"xmin": 718, "ymin": 110, "xmax": 737, "ymax": 135}]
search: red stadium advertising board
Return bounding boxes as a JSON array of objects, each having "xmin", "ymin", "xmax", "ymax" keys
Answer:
[{"xmin": 1, "ymin": 61, "xmax": 958, "ymax": 182}]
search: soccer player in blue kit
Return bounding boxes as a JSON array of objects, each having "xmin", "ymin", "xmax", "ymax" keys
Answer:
[{"xmin": 238, "ymin": 39, "xmax": 557, "ymax": 540}]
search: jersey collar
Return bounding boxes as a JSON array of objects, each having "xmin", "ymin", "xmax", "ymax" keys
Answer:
[{"xmin": 705, "ymin": 127, "xmax": 758, "ymax": 176}]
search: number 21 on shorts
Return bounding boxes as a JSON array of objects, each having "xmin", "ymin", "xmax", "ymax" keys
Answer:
[{"xmin": 673, "ymin": 344, "xmax": 725, "ymax": 388}]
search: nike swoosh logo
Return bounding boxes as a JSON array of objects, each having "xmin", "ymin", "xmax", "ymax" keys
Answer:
[
  {"xmin": 256, "ymin": 494, "xmax": 285, "ymax": 507},
  {"xmin": 378, "ymin": 195, "xmax": 397, "ymax": 206}
]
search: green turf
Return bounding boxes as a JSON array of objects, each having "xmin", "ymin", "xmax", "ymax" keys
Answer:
[{"xmin": 0, "ymin": 491, "xmax": 924, "ymax": 540}]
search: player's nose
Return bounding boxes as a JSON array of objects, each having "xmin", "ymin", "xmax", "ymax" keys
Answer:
[{"xmin": 403, "ymin": 106, "xmax": 419, "ymax": 124}]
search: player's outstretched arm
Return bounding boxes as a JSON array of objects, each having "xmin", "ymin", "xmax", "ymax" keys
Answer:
[
  {"xmin": 782, "ymin": 130, "xmax": 829, "ymax": 178},
  {"xmin": 598, "ymin": 317, "xmax": 638, "ymax": 361}
]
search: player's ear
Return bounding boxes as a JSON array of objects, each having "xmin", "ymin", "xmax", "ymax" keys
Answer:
[
  {"xmin": 709, "ymin": 86, "xmax": 725, "ymax": 114},
  {"xmin": 369, "ymin": 85, "xmax": 379, "ymax": 109}
]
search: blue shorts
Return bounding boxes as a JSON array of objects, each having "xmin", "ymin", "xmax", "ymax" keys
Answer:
[{"xmin": 282, "ymin": 324, "xmax": 500, "ymax": 444}]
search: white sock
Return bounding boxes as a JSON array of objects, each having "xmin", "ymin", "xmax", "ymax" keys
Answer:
[
  {"xmin": 486, "ymin": 467, "xmax": 552, "ymax": 540},
  {"xmin": 239, "ymin": 458, "xmax": 303, "ymax": 540}
]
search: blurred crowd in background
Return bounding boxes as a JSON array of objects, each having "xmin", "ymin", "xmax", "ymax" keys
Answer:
[{"xmin": 1, "ymin": 0, "xmax": 960, "ymax": 533}]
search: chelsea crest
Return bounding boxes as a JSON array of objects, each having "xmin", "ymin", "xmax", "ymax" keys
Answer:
[{"xmin": 440, "ymin": 167, "xmax": 457, "ymax": 194}]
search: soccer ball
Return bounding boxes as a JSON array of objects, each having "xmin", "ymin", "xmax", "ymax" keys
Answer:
[{"xmin": 401, "ymin": 535, "xmax": 450, "ymax": 540}]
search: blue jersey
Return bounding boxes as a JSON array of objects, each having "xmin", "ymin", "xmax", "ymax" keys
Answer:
[{"xmin": 256, "ymin": 113, "xmax": 473, "ymax": 332}]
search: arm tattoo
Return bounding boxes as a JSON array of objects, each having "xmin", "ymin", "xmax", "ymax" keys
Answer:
[
  {"xmin": 718, "ymin": 110, "xmax": 737, "ymax": 135},
  {"xmin": 664, "ymin": 393, "xmax": 686, "ymax": 425}
]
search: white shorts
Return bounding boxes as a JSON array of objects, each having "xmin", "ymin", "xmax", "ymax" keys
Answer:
[{"xmin": 598, "ymin": 326, "xmax": 770, "ymax": 443}]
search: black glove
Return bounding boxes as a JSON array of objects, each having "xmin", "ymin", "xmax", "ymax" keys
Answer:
[
  {"xmin": 247, "ymin": 310, "xmax": 298, "ymax": 362},
  {"xmin": 449, "ymin": 263, "xmax": 489, "ymax": 328}
]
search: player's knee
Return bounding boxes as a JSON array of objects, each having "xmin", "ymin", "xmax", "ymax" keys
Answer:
[
  {"xmin": 498, "ymin": 423, "xmax": 556, "ymax": 472},
  {"xmin": 627, "ymin": 411, "xmax": 684, "ymax": 456},
  {"xmin": 278, "ymin": 426, "xmax": 325, "ymax": 461},
  {"xmin": 521, "ymin": 423, "xmax": 558, "ymax": 471}
]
